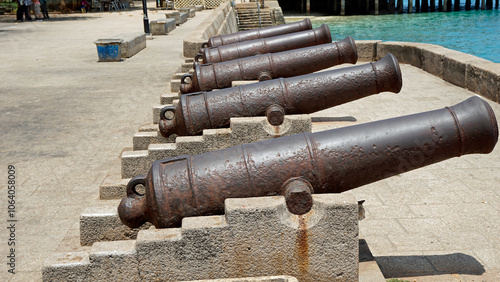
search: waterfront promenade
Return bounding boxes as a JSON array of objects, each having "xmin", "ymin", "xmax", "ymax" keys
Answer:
[{"xmin": 0, "ymin": 5, "xmax": 499, "ymax": 281}]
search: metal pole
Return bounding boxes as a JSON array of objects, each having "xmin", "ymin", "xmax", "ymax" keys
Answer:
[
  {"xmin": 143, "ymin": 0, "xmax": 150, "ymax": 34},
  {"xmin": 257, "ymin": 1, "xmax": 261, "ymax": 28}
]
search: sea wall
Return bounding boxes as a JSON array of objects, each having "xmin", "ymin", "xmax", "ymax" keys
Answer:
[{"xmin": 356, "ymin": 40, "xmax": 499, "ymax": 103}]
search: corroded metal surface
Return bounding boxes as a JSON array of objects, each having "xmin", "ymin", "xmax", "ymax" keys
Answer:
[
  {"xmin": 203, "ymin": 18, "xmax": 312, "ymax": 48},
  {"xmin": 196, "ymin": 24, "xmax": 333, "ymax": 65},
  {"xmin": 160, "ymin": 54, "xmax": 402, "ymax": 138},
  {"xmin": 181, "ymin": 37, "xmax": 358, "ymax": 94},
  {"xmin": 119, "ymin": 96, "xmax": 498, "ymax": 228}
]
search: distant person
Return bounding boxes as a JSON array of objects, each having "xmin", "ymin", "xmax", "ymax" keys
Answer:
[
  {"xmin": 16, "ymin": 0, "xmax": 32, "ymax": 22},
  {"xmin": 81, "ymin": 0, "xmax": 90, "ymax": 12},
  {"xmin": 40, "ymin": 0, "xmax": 49, "ymax": 19},
  {"xmin": 26, "ymin": 0, "xmax": 33, "ymax": 20},
  {"xmin": 33, "ymin": 0, "xmax": 43, "ymax": 20}
]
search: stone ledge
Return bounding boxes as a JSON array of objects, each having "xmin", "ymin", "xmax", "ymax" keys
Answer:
[{"xmin": 375, "ymin": 41, "xmax": 498, "ymax": 104}]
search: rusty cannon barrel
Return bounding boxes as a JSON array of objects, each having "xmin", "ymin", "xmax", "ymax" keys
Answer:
[
  {"xmin": 203, "ymin": 18, "xmax": 313, "ymax": 48},
  {"xmin": 195, "ymin": 24, "xmax": 332, "ymax": 65},
  {"xmin": 181, "ymin": 37, "xmax": 358, "ymax": 94},
  {"xmin": 119, "ymin": 96, "xmax": 498, "ymax": 228},
  {"xmin": 160, "ymin": 53, "xmax": 402, "ymax": 138}
]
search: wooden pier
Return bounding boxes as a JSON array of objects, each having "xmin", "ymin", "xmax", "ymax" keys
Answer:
[{"xmin": 276, "ymin": 0, "xmax": 499, "ymax": 15}]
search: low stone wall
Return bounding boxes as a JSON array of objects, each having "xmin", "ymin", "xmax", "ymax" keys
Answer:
[
  {"xmin": 355, "ymin": 40, "xmax": 499, "ymax": 103},
  {"xmin": 183, "ymin": 2, "xmax": 238, "ymax": 57}
]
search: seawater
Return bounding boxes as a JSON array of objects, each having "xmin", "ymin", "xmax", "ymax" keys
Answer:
[{"xmin": 310, "ymin": 9, "xmax": 500, "ymax": 63}]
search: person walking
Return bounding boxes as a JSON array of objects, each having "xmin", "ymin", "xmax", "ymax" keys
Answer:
[
  {"xmin": 33, "ymin": 0, "xmax": 43, "ymax": 20},
  {"xmin": 40, "ymin": 0, "xmax": 49, "ymax": 19}
]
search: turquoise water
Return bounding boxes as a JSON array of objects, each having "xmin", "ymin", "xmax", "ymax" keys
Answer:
[{"xmin": 311, "ymin": 9, "xmax": 500, "ymax": 63}]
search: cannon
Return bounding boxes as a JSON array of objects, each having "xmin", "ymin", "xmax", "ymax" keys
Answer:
[
  {"xmin": 160, "ymin": 53, "xmax": 402, "ymax": 138},
  {"xmin": 202, "ymin": 18, "xmax": 313, "ymax": 49},
  {"xmin": 181, "ymin": 37, "xmax": 358, "ymax": 94},
  {"xmin": 195, "ymin": 24, "xmax": 332, "ymax": 65},
  {"xmin": 119, "ymin": 96, "xmax": 498, "ymax": 228}
]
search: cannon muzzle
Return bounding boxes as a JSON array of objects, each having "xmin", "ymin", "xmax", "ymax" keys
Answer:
[
  {"xmin": 202, "ymin": 18, "xmax": 313, "ymax": 50},
  {"xmin": 120, "ymin": 96, "xmax": 498, "ymax": 228},
  {"xmin": 196, "ymin": 24, "xmax": 332, "ymax": 65},
  {"xmin": 182, "ymin": 37, "xmax": 358, "ymax": 94},
  {"xmin": 160, "ymin": 53, "xmax": 402, "ymax": 138}
]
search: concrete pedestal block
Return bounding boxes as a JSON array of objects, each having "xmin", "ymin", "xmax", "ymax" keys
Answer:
[
  {"xmin": 166, "ymin": 11, "xmax": 188, "ymax": 25},
  {"xmin": 94, "ymin": 39, "xmax": 123, "ymax": 62},
  {"xmin": 150, "ymin": 18, "xmax": 176, "ymax": 35},
  {"xmin": 178, "ymin": 7, "xmax": 196, "ymax": 17},
  {"xmin": 111, "ymin": 32, "xmax": 146, "ymax": 58},
  {"xmin": 195, "ymin": 4, "xmax": 204, "ymax": 11},
  {"xmin": 178, "ymin": 12, "xmax": 188, "ymax": 24},
  {"xmin": 45, "ymin": 194, "xmax": 359, "ymax": 281},
  {"xmin": 165, "ymin": 11, "xmax": 180, "ymax": 24},
  {"xmin": 121, "ymin": 115, "xmax": 312, "ymax": 179}
]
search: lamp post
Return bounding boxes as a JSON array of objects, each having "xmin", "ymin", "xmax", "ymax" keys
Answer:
[{"xmin": 142, "ymin": 0, "xmax": 150, "ymax": 34}]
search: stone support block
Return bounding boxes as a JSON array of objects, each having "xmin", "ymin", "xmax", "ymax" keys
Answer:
[
  {"xmin": 43, "ymin": 241, "xmax": 140, "ymax": 281},
  {"xmin": 354, "ymin": 40, "xmax": 381, "ymax": 62},
  {"xmin": 42, "ymin": 252, "xmax": 91, "ymax": 281},
  {"xmin": 178, "ymin": 7, "xmax": 195, "ymax": 18},
  {"xmin": 88, "ymin": 241, "xmax": 139, "ymax": 280},
  {"xmin": 133, "ymin": 130, "xmax": 175, "ymax": 150},
  {"xmin": 165, "ymin": 11, "xmax": 181, "ymax": 24},
  {"xmin": 182, "ymin": 62, "xmax": 194, "ymax": 72},
  {"xmin": 195, "ymin": 4, "xmax": 204, "ymax": 11},
  {"xmin": 171, "ymin": 78, "xmax": 181, "ymax": 92},
  {"xmin": 80, "ymin": 206, "xmax": 151, "ymax": 246},
  {"xmin": 136, "ymin": 194, "xmax": 358, "ymax": 281},
  {"xmin": 160, "ymin": 92, "xmax": 180, "ymax": 105},
  {"xmin": 121, "ymin": 115, "xmax": 312, "ymax": 178},
  {"xmin": 178, "ymin": 12, "xmax": 188, "ymax": 24},
  {"xmin": 110, "ymin": 32, "xmax": 146, "ymax": 58},
  {"xmin": 46, "ymin": 195, "xmax": 362, "ymax": 281},
  {"xmin": 150, "ymin": 19, "xmax": 175, "ymax": 35}
]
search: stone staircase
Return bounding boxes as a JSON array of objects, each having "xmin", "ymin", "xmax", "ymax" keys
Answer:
[{"xmin": 235, "ymin": 2, "xmax": 274, "ymax": 30}]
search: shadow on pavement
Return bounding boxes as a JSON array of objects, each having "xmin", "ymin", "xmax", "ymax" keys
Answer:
[
  {"xmin": 311, "ymin": 116, "xmax": 357, "ymax": 122},
  {"xmin": 375, "ymin": 253, "xmax": 485, "ymax": 278}
]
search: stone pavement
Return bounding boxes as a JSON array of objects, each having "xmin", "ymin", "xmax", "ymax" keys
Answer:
[{"xmin": 0, "ymin": 5, "xmax": 499, "ymax": 282}]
